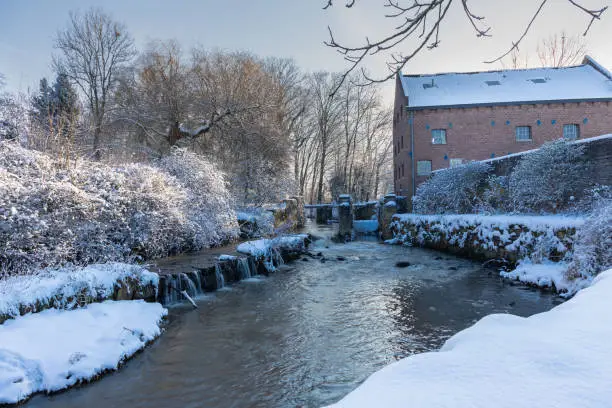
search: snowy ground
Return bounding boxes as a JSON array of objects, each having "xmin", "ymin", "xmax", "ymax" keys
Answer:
[
  {"xmin": 500, "ymin": 260, "xmax": 592, "ymax": 297},
  {"xmin": 0, "ymin": 263, "xmax": 158, "ymax": 320},
  {"xmin": 0, "ymin": 300, "xmax": 167, "ymax": 405},
  {"xmin": 326, "ymin": 268, "xmax": 612, "ymax": 408}
]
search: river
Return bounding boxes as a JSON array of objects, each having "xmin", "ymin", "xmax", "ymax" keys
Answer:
[{"xmin": 27, "ymin": 223, "xmax": 562, "ymax": 408}]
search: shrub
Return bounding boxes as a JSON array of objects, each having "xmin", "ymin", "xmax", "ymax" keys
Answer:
[
  {"xmin": 565, "ymin": 198, "xmax": 612, "ymax": 280},
  {"xmin": 412, "ymin": 161, "xmax": 491, "ymax": 214},
  {"xmin": 0, "ymin": 142, "xmax": 238, "ymax": 276},
  {"xmin": 509, "ymin": 140, "xmax": 588, "ymax": 213}
]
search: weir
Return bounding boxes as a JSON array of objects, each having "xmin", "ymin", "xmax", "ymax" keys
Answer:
[
  {"xmin": 153, "ymin": 234, "xmax": 310, "ymax": 306},
  {"xmin": 305, "ymin": 194, "xmax": 410, "ymax": 241}
]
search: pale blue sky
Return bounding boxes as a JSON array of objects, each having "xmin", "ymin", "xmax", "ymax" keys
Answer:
[{"xmin": 1, "ymin": 0, "xmax": 611, "ymax": 103}]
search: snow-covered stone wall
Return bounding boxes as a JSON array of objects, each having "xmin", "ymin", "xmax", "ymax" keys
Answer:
[
  {"xmin": 390, "ymin": 214, "xmax": 584, "ymax": 265},
  {"xmin": 0, "ymin": 263, "xmax": 158, "ymax": 325}
]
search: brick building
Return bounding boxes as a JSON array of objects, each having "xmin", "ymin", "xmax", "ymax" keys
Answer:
[{"xmin": 393, "ymin": 56, "xmax": 612, "ymax": 206}]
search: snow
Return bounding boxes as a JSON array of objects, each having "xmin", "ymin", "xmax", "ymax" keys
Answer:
[
  {"xmin": 353, "ymin": 220, "xmax": 378, "ymax": 233},
  {"xmin": 236, "ymin": 240, "xmax": 270, "ymax": 257},
  {"xmin": 0, "ymin": 143, "xmax": 238, "ymax": 275},
  {"xmin": 572, "ymin": 132, "xmax": 612, "ymax": 144},
  {"xmin": 326, "ymin": 268, "xmax": 612, "ymax": 408},
  {"xmin": 0, "ymin": 300, "xmax": 167, "ymax": 404},
  {"xmin": 236, "ymin": 212, "xmax": 257, "ymax": 223},
  {"xmin": 0, "ymin": 263, "xmax": 158, "ymax": 320},
  {"xmin": 218, "ymin": 254, "xmax": 237, "ymax": 261},
  {"xmin": 236, "ymin": 234, "xmax": 309, "ymax": 257},
  {"xmin": 500, "ymin": 261, "xmax": 591, "ymax": 297},
  {"xmin": 393, "ymin": 213, "xmax": 585, "ymax": 230},
  {"xmin": 400, "ymin": 59, "xmax": 612, "ymax": 109}
]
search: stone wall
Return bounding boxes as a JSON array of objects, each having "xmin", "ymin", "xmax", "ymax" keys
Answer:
[
  {"xmin": 272, "ymin": 197, "xmax": 306, "ymax": 232},
  {"xmin": 390, "ymin": 214, "xmax": 582, "ymax": 266}
]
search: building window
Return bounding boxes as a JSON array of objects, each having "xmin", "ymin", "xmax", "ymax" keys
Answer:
[
  {"xmin": 449, "ymin": 158, "xmax": 464, "ymax": 168},
  {"xmin": 563, "ymin": 124, "xmax": 580, "ymax": 140},
  {"xmin": 417, "ymin": 160, "xmax": 432, "ymax": 176},
  {"xmin": 515, "ymin": 126, "xmax": 532, "ymax": 142},
  {"xmin": 431, "ymin": 129, "xmax": 447, "ymax": 144},
  {"xmin": 401, "ymin": 164, "xmax": 405, "ymax": 177}
]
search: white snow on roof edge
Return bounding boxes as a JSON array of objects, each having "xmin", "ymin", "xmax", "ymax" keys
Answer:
[{"xmin": 400, "ymin": 57, "xmax": 612, "ymax": 109}]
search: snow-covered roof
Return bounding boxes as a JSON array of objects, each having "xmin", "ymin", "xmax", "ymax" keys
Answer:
[{"xmin": 400, "ymin": 56, "xmax": 612, "ymax": 109}]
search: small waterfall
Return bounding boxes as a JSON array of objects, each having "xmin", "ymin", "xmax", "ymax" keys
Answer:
[
  {"xmin": 262, "ymin": 247, "xmax": 284, "ymax": 272},
  {"xmin": 190, "ymin": 270, "xmax": 203, "ymax": 292},
  {"xmin": 237, "ymin": 258, "xmax": 251, "ymax": 279},
  {"xmin": 180, "ymin": 273, "xmax": 198, "ymax": 297},
  {"xmin": 248, "ymin": 257, "xmax": 258, "ymax": 277},
  {"xmin": 168, "ymin": 276, "xmax": 179, "ymax": 303},
  {"xmin": 215, "ymin": 263, "xmax": 225, "ymax": 289},
  {"xmin": 271, "ymin": 247, "xmax": 284, "ymax": 268}
]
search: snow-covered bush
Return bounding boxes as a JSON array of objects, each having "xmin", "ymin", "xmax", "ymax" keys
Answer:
[
  {"xmin": 0, "ymin": 92, "xmax": 28, "ymax": 143},
  {"xmin": 566, "ymin": 199, "xmax": 612, "ymax": 280},
  {"xmin": 412, "ymin": 161, "xmax": 491, "ymax": 214},
  {"xmin": 0, "ymin": 142, "xmax": 238, "ymax": 276},
  {"xmin": 509, "ymin": 139, "xmax": 588, "ymax": 213},
  {"xmin": 569, "ymin": 184, "xmax": 611, "ymax": 214},
  {"xmin": 476, "ymin": 175, "xmax": 511, "ymax": 214},
  {"xmin": 158, "ymin": 148, "xmax": 238, "ymax": 247},
  {"xmin": 236, "ymin": 208, "xmax": 274, "ymax": 238}
]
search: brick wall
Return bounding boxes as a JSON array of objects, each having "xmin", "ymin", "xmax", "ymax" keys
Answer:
[{"xmin": 393, "ymin": 74, "xmax": 612, "ymax": 205}]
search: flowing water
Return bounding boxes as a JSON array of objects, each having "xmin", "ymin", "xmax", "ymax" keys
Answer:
[{"xmin": 28, "ymin": 223, "xmax": 562, "ymax": 408}]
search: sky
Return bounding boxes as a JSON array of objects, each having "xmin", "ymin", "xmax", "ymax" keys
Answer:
[{"xmin": 1, "ymin": 0, "xmax": 611, "ymax": 104}]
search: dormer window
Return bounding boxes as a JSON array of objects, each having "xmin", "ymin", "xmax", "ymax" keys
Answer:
[
  {"xmin": 529, "ymin": 78, "xmax": 547, "ymax": 84},
  {"xmin": 485, "ymin": 80, "xmax": 501, "ymax": 86}
]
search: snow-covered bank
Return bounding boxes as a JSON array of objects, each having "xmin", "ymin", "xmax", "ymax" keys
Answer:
[
  {"xmin": 0, "ymin": 300, "xmax": 167, "ymax": 405},
  {"xmin": 500, "ymin": 261, "xmax": 592, "ymax": 296},
  {"xmin": 326, "ymin": 268, "xmax": 612, "ymax": 408},
  {"xmin": 390, "ymin": 213, "xmax": 583, "ymax": 268},
  {"xmin": 0, "ymin": 263, "xmax": 158, "ymax": 323}
]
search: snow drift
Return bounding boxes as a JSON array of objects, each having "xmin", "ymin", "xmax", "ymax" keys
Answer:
[{"xmin": 0, "ymin": 300, "xmax": 167, "ymax": 405}]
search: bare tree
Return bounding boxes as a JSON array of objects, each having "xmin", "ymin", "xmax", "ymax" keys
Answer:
[
  {"xmin": 537, "ymin": 31, "xmax": 587, "ymax": 67},
  {"xmin": 309, "ymin": 72, "xmax": 344, "ymax": 202},
  {"xmin": 54, "ymin": 8, "xmax": 136, "ymax": 160},
  {"xmin": 501, "ymin": 31, "xmax": 587, "ymax": 69},
  {"xmin": 324, "ymin": 0, "xmax": 607, "ymax": 93}
]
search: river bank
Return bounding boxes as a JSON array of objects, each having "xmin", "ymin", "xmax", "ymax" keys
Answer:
[
  {"xmin": 327, "ymin": 267, "xmax": 612, "ymax": 408},
  {"xmin": 0, "ymin": 233, "xmax": 311, "ymax": 405},
  {"xmin": 18, "ymin": 223, "xmax": 561, "ymax": 408}
]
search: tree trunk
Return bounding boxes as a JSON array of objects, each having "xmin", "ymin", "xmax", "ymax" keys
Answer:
[
  {"xmin": 317, "ymin": 147, "xmax": 327, "ymax": 203},
  {"xmin": 168, "ymin": 121, "xmax": 182, "ymax": 146},
  {"xmin": 92, "ymin": 121, "xmax": 102, "ymax": 161}
]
